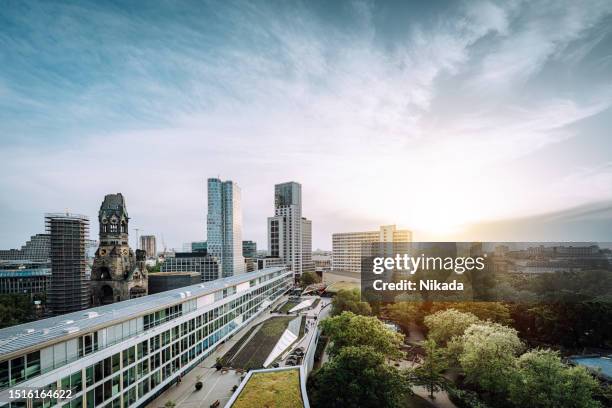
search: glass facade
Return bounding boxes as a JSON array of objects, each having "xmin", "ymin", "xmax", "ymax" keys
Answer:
[
  {"xmin": 206, "ymin": 178, "xmax": 246, "ymax": 277},
  {"xmin": 0, "ymin": 269, "xmax": 292, "ymax": 408}
]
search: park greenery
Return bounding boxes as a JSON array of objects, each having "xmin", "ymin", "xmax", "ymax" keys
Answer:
[
  {"xmin": 300, "ymin": 271, "xmax": 320, "ymax": 287},
  {"xmin": 308, "ymin": 346, "xmax": 411, "ymax": 408},
  {"xmin": 320, "ymin": 311, "xmax": 403, "ymax": 358},
  {"xmin": 309, "ymin": 290, "xmax": 608, "ymax": 408},
  {"xmin": 330, "ymin": 288, "xmax": 372, "ymax": 316},
  {"xmin": 0, "ymin": 294, "xmax": 35, "ymax": 328},
  {"xmin": 408, "ymin": 339, "xmax": 448, "ymax": 399}
]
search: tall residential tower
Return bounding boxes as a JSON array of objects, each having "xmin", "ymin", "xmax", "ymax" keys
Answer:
[
  {"xmin": 207, "ymin": 178, "xmax": 245, "ymax": 277},
  {"xmin": 267, "ymin": 182, "xmax": 313, "ymax": 280}
]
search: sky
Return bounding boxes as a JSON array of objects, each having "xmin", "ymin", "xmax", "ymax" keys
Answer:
[{"xmin": 1, "ymin": 0, "xmax": 612, "ymax": 251}]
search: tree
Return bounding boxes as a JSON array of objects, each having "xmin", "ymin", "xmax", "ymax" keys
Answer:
[
  {"xmin": 430, "ymin": 302, "xmax": 512, "ymax": 325},
  {"xmin": 385, "ymin": 302, "xmax": 424, "ymax": 327},
  {"xmin": 300, "ymin": 271, "xmax": 320, "ymax": 287},
  {"xmin": 0, "ymin": 294, "xmax": 34, "ymax": 328},
  {"xmin": 508, "ymin": 349, "xmax": 601, "ymax": 408},
  {"xmin": 308, "ymin": 346, "xmax": 411, "ymax": 408},
  {"xmin": 458, "ymin": 322, "xmax": 523, "ymax": 395},
  {"xmin": 321, "ymin": 311, "xmax": 404, "ymax": 358},
  {"xmin": 331, "ymin": 288, "xmax": 372, "ymax": 316},
  {"xmin": 409, "ymin": 339, "xmax": 448, "ymax": 399},
  {"xmin": 424, "ymin": 309, "xmax": 479, "ymax": 346}
]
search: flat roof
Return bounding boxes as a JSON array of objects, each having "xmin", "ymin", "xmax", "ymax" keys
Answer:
[
  {"xmin": 0, "ymin": 269, "xmax": 51, "ymax": 278},
  {"xmin": 0, "ymin": 267, "xmax": 289, "ymax": 359}
]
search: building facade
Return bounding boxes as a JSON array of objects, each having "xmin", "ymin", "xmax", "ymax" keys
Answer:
[
  {"xmin": 332, "ymin": 225, "xmax": 412, "ymax": 273},
  {"xmin": 0, "ymin": 234, "xmax": 50, "ymax": 263},
  {"xmin": 90, "ymin": 194, "xmax": 148, "ymax": 306},
  {"xmin": 160, "ymin": 252, "xmax": 220, "ymax": 283},
  {"xmin": 301, "ymin": 218, "xmax": 314, "ymax": 274},
  {"xmin": 46, "ymin": 213, "xmax": 90, "ymax": 315},
  {"xmin": 139, "ymin": 236, "xmax": 156, "ymax": 259},
  {"xmin": 242, "ymin": 241, "xmax": 256, "ymax": 259},
  {"xmin": 267, "ymin": 182, "xmax": 313, "ymax": 281},
  {"xmin": 206, "ymin": 178, "xmax": 245, "ymax": 277},
  {"xmin": 0, "ymin": 263, "xmax": 51, "ymax": 296},
  {"xmin": 148, "ymin": 272, "xmax": 202, "ymax": 294},
  {"xmin": 0, "ymin": 267, "xmax": 292, "ymax": 408}
]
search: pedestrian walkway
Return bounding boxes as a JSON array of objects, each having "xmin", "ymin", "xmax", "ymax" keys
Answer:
[{"xmin": 149, "ymin": 295, "xmax": 289, "ymax": 408}]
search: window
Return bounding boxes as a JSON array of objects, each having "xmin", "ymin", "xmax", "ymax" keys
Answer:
[
  {"xmin": 10, "ymin": 356, "xmax": 25, "ymax": 385},
  {"xmin": 25, "ymin": 351, "xmax": 41, "ymax": 379},
  {"xmin": 79, "ymin": 333, "xmax": 98, "ymax": 357}
]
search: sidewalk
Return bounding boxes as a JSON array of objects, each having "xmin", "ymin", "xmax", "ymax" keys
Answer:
[{"xmin": 149, "ymin": 295, "xmax": 289, "ymax": 408}]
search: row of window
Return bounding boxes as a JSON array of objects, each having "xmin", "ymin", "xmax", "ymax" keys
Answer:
[{"xmin": 2, "ymin": 272, "xmax": 291, "ymax": 408}]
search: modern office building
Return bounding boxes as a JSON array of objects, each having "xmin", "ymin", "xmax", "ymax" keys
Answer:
[
  {"xmin": 332, "ymin": 225, "xmax": 412, "ymax": 273},
  {"xmin": 160, "ymin": 252, "xmax": 220, "ymax": 283},
  {"xmin": 46, "ymin": 213, "xmax": 90, "ymax": 316},
  {"xmin": 0, "ymin": 261, "xmax": 51, "ymax": 296},
  {"xmin": 267, "ymin": 182, "xmax": 313, "ymax": 281},
  {"xmin": 0, "ymin": 267, "xmax": 292, "ymax": 408},
  {"xmin": 0, "ymin": 233, "xmax": 50, "ymax": 262},
  {"xmin": 191, "ymin": 242, "xmax": 207, "ymax": 253},
  {"xmin": 301, "ymin": 218, "xmax": 314, "ymax": 274},
  {"xmin": 148, "ymin": 272, "xmax": 202, "ymax": 294},
  {"xmin": 90, "ymin": 194, "xmax": 148, "ymax": 306},
  {"xmin": 139, "ymin": 236, "xmax": 157, "ymax": 259},
  {"xmin": 242, "ymin": 241, "xmax": 257, "ymax": 259},
  {"xmin": 256, "ymin": 257, "xmax": 288, "ymax": 271},
  {"xmin": 206, "ymin": 178, "xmax": 245, "ymax": 277}
]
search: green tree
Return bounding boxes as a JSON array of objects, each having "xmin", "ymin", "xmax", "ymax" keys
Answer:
[
  {"xmin": 331, "ymin": 288, "xmax": 372, "ymax": 316},
  {"xmin": 508, "ymin": 349, "xmax": 601, "ymax": 408},
  {"xmin": 458, "ymin": 322, "xmax": 523, "ymax": 395},
  {"xmin": 430, "ymin": 302, "xmax": 512, "ymax": 325},
  {"xmin": 308, "ymin": 346, "xmax": 411, "ymax": 408},
  {"xmin": 424, "ymin": 309, "xmax": 480, "ymax": 346},
  {"xmin": 300, "ymin": 271, "xmax": 320, "ymax": 287},
  {"xmin": 146, "ymin": 262, "xmax": 161, "ymax": 273},
  {"xmin": 321, "ymin": 311, "xmax": 404, "ymax": 358},
  {"xmin": 0, "ymin": 294, "xmax": 34, "ymax": 328},
  {"xmin": 409, "ymin": 339, "xmax": 448, "ymax": 399},
  {"xmin": 385, "ymin": 302, "xmax": 424, "ymax": 326}
]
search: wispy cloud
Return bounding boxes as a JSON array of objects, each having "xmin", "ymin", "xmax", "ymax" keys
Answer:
[{"xmin": 1, "ymin": 0, "xmax": 612, "ymax": 248}]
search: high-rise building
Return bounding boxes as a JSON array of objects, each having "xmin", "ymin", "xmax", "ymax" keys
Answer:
[
  {"xmin": 242, "ymin": 240, "xmax": 257, "ymax": 258},
  {"xmin": 207, "ymin": 178, "xmax": 245, "ymax": 277},
  {"xmin": 0, "ymin": 233, "xmax": 50, "ymax": 262},
  {"xmin": 140, "ymin": 235, "xmax": 157, "ymax": 259},
  {"xmin": 301, "ymin": 218, "xmax": 314, "ymax": 274},
  {"xmin": 90, "ymin": 194, "xmax": 148, "ymax": 306},
  {"xmin": 332, "ymin": 225, "xmax": 412, "ymax": 273},
  {"xmin": 267, "ymin": 182, "xmax": 311, "ymax": 280},
  {"xmin": 46, "ymin": 213, "xmax": 90, "ymax": 315}
]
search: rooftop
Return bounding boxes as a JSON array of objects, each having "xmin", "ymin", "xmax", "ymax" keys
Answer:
[
  {"xmin": 0, "ymin": 267, "xmax": 289, "ymax": 358},
  {"xmin": 0, "ymin": 268, "xmax": 51, "ymax": 278},
  {"xmin": 231, "ymin": 368, "xmax": 304, "ymax": 408}
]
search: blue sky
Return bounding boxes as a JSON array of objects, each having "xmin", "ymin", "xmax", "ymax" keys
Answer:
[{"xmin": 1, "ymin": 0, "xmax": 612, "ymax": 250}]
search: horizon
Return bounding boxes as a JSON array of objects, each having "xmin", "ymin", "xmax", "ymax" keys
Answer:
[{"xmin": 2, "ymin": 0, "xmax": 612, "ymax": 250}]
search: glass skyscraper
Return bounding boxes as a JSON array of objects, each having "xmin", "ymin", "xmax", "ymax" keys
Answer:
[{"xmin": 206, "ymin": 178, "xmax": 246, "ymax": 277}]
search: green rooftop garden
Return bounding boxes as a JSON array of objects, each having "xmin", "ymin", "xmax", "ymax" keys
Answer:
[{"xmin": 233, "ymin": 369, "xmax": 303, "ymax": 408}]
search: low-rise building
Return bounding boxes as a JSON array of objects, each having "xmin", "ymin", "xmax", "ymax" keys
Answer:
[{"xmin": 0, "ymin": 267, "xmax": 293, "ymax": 408}]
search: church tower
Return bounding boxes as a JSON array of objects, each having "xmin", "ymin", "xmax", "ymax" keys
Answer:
[{"xmin": 90, "ymin": 193, "xmax": 148, "ymax": 305}]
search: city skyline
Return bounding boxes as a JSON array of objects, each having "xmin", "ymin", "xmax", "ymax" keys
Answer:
[{"xmin": 2, "ymin": 1, "xmax": 612, "ymax": 250}]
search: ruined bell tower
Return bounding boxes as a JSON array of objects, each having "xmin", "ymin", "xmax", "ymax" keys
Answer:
[{"xmin": 90, "ymin": 193, "xmax": 147, "ymax": 305}]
